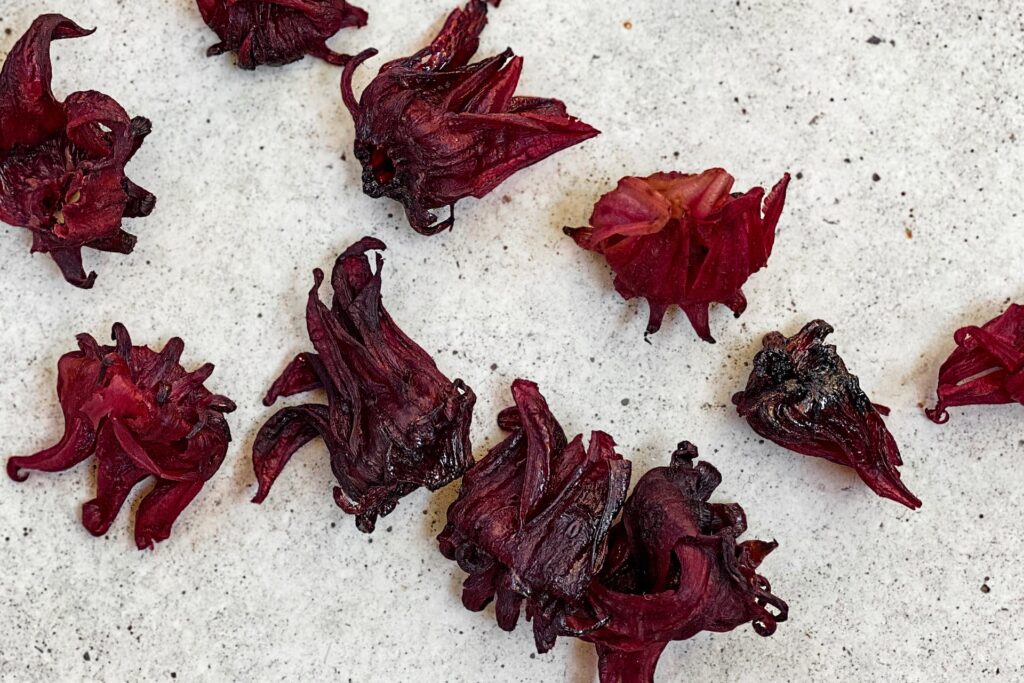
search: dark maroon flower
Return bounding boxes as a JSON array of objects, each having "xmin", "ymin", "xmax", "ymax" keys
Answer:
[
  {"xmin": 340, "ymin": 0, "xmax": 598, "ymax": 235},
  {"xmin": 926, "ymin": 304, "xmax": 1024, "ymax": 424},
  {"xmin": 438, "ymin": 379, "xmax": 632, "ymax": 653},
  {"xmin": 565, "ymin": 169, "xmax": 790, "ymax": 341},
  {"xmin": 732, "ymin": 320, "xmax": 921, "ymax": 509},
  {"xmin": 252, "ymin": 237, "xmax": 476, "ymax": 532},
  {"xmin": 0, "ymin": 14, "xmax": 155, "ymax": 289},
  {"xmin": 197, "ymin": 0, "xmax": 368, "ymax": 69},
  {"xmin": 7, "ymin": 324, "xmax": 235, "ymax": 550},
  {"xmin": 565, "ymin": 443, "xmax": 788, "ymax": 683}
]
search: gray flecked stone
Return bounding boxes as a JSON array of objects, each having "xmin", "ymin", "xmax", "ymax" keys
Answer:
[{"xmin": 0, "ymin": 0, "xmax": 1021, "ymax": 681}]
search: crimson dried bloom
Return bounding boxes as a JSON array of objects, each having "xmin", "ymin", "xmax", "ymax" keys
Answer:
[
  {"xmin": 0, "ymin": 14, "xmax": 155, "ymax": 288},
  {"xmin": 197, "ymin": 0, "xmax": 368, "ymax": 69},
  {"xmin": 732, "ymin": 320, "xmax": 921, "ymax": 509},
  {"xmin": 565, "ymin": 169, "xmax": 790, "ymax": 341},
  {"xmin": 252, "ymin": 237, "xmax": 476, "ymax": 532},
  {"xmin": 438, "ymin": 379, "xmax": 631, "ymax": 653},
  {"xmin": 926, "ymin": 304, "xmax": 1024, "ymax": 424},
  {"xmin": 340, "ymin": 0, "xmax": 598, "ymax": 235},
  {"xmin": 565, "ymin": 443, "xmax": 788, "ymax": 683},
  {"xmin": 7, "ymin": 324, "xmax": 235, "ymax": 550}
]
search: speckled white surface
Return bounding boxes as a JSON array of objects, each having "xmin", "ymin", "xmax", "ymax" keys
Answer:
[{"xmin": 1, "ymin": 0, "xmax": 1022, "ymax": 680}]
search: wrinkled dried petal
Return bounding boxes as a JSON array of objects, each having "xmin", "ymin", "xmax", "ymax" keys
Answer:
[
  {"xmin": 0, "ymin": 14, "xmax": 155, "ymax": 288},
  {"xmin": 341, "ymin": 0, "xmax": 598, "ymax": 235},
  {"xmin": 197, "ymin": 0, "xmax": 368, "ymax": 69},
  {"xmin": 253, "ymin": 237, "xmax": 476, "ymax": 532},
  {"xmin": 733, "ymin": 320, "xmax": 921, "ymax": 509},
  {"xmin": 439, "ymin": 379, "xmax": 631, "ymax": 653},
  {"xmin": 926, "ymin": 304, "xmax": 1024, "ymax": 423},
  {"xmin": 565, "ymin": 443, "xmax": 787, "ymax": 683},
  {"xmin": 565, "ymin": 169, "xmax": 789, "ymax": 341},
  {"xmin": 7, "ymin": 324, "xmax": 235, "ymax": 550}
]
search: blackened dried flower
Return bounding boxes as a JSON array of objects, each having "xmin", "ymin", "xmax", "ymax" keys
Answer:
[
  {"xmin": 252, "ymin": 237, "xmax": 476, "ymax": 532},
  {"xmin": 7, "ymin": 324, "xmax": 235, "ymax": 550},
  {"xmin": 197, "ymin": 0, "xmax": 368, "ymax": 69},
  {"xmin": 438, "ymin": 379, "xmax": 631, "ymax": 653},
  {"xmin": 927, "ymin": 304, "xmax": 1024, "ymax": 423},
  {"xmin": 341, "ymin": 0, "xmax": 598, "ymax": 235},
  {"xmin": 566, "ymin": 443, "xmax": 787, "ymax": 683},
  {"xmin": 565, "ymin": 169, "xmax": 789, "ymax": 341},
  {"xmin": 0, "ymin": 14, "xmax": 155, "ymax": 288},
  {"xmin": 733, "ymin": 320, "xmax": 921, "ymax": 509}
]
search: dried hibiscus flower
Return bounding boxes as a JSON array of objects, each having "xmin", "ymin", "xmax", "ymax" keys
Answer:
[
  {"xmin": 565, "ymin": 443, "xmax": 788, "ymax": 683},
  {"xmin": 732, "ymin": 320, "xmax": 921, "ymax": 509},
  {"xmin": 341, "ymin": 0, "xmax": 598, "ymax": 235},
  {"xmin": 197, "ymin": 0, "xmax": 368, "ymax": 70},
  {"xmin": 7, "ymin": 324, "xmax": 235, "ymax": 550},
  {"xmin": 0, "ymin": 14, "xmax": 155, "ymax": 288},
  {"xmin": 438, "ymin": 379, "xmax": 632, "ymax": 653},
  {"xmin": 252, "ymin": 236, "xmax": 476, "ymax": 532},
  {"xmin": 565, "ymin": 169, "xmax": 790, "ymax": 341},
  {"xmin": 926, "ymin": 304, "xmax": 1024, "ymax": 423}
]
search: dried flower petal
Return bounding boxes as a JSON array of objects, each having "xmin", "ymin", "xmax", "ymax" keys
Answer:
[
  {"xmin": 197, "ymin": 0, "xmax": 368, "ymax": 69},
  {"xmin": 252, "ymin": 237, "xmax": 476, "ymax": 532},
  {"xmin": 565, "ymin": 169, "xmax": 789, "ymax": 341},
  {"xmin": 926, "ymin": 304, "xmax": 1024, "ymax": 423},
  {"xmin": 341, "ymin": 0, "xmax": 598, "ymax": 235},
  {"xmin": 6, "ymin": 324, "xmax": 235, "ymax": 550},
  {"xmin": 438, "ymin": 379, "xmax": 631, "ymax": 653},
  {"xmin": 733, "ymin": 320, "xmax": 921, "ymax": 508},
  {"xmin": 0, "ymin": 14, "xmax": 155, "ymax": 288},
  {"xmin": 565, "ymin": 443, "xmax": 788, "ymax": 683}
]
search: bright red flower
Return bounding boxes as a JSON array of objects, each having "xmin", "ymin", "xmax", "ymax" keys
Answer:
[
  {"xmin": 438, "ymin": 379, "xmax": 632, "ymax": 653},
  {"xmin": 7, "ymin": 324, "xmax": 235, "ymax": 550},
  {"xmin": 252, "ymin": 237, "xmax": 476, "ymax": 532},
  {"xmin": 197, "ymin": 0, "xmax": 368, "ymax": 70},
  {"xmin": 0, "ymin": 15, "xmax": 155, "ymax": 288},
  {"xmin": 926, "ymin": 304, "xmax": 1024, "ymax": 423},
  {"xmin": 565, "ymin": 443, "xmax": 788, "ymax": 683},
  {"xmin": 733, "ymin": 320, "xmax": 921, "ymax": 509},
  {"xmin": 341, "ymin": 0, "xmax": 598, "ymax": 235},
  {"xmin": 565, "ymin": 169, "xmax": 789, "ymax": 341}
]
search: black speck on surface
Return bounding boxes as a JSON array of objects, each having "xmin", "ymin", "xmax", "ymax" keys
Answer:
[{"xmin": 867, "ymin": 35, "xmax": 883, "ymax": 45}]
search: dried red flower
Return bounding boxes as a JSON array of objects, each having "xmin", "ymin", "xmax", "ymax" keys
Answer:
[
  {"xmin": 926, "ymin": 304, "xmax": 1024, "ymax": 423},
  {"xmin": 0, "ymin": 15, "xmax": 155, "ymax": 289},
  {"xmin": 7, "ymin": 324, "xmax": 235, "ymax": 550},
  {"xmin": 252, "ymin": 237, "xmax": 476, "ymax": 532},
  {"xmin": 438, "ymin": 379, "xmax": 631, "ymax": 653},
  {"xmin": 340, "ymin": 0, "xmax": 598, "ymax": 235},
  {"xmin": 565, "ymin": 169, "xmax": 790, "ymax": 341},
  {"xmin": 197, "ymin": 0, "xmax": 368, "ymax": 69},
  {"xmin": 733, "ymin": 320, "xmax": 921, "ymax": 509},
  {"xmin": 565, "ymin": 443, "xmax": 788, "ymax": 683}
]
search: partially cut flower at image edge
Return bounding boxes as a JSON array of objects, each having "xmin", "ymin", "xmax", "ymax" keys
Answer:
[
  {"xmin": 926, "ymin": 303, "xmax": 1024, "ymax": 423},
  {"xmin": 341, "ymin": 0, "xmax": 598, "ymax": 234},
  {"xmin": 0, "ymin": 14, "xmax": 155, "ymax": 288},
  {"xmin": 252, "ymin": 237, "xmax": 476, "ymax": 532},
  {"xmin": 565, "ymin": 169, "xmax": 789, "ymax": 341},
  {"xmin": 733, "ymin": 320, "xmax": 921, "ymax": 509},
  {"xmin": 7, "ymin": 324, "xmax": 235, "ymax": 550},
  {"xmin": 197, "ymin": 0, "xmax": 368, "ymax": 70}
]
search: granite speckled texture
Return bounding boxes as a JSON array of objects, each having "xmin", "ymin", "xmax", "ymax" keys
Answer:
[{"xmin": 1, "ymin": 0, "xmax": 1022, "ymax": 680}]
